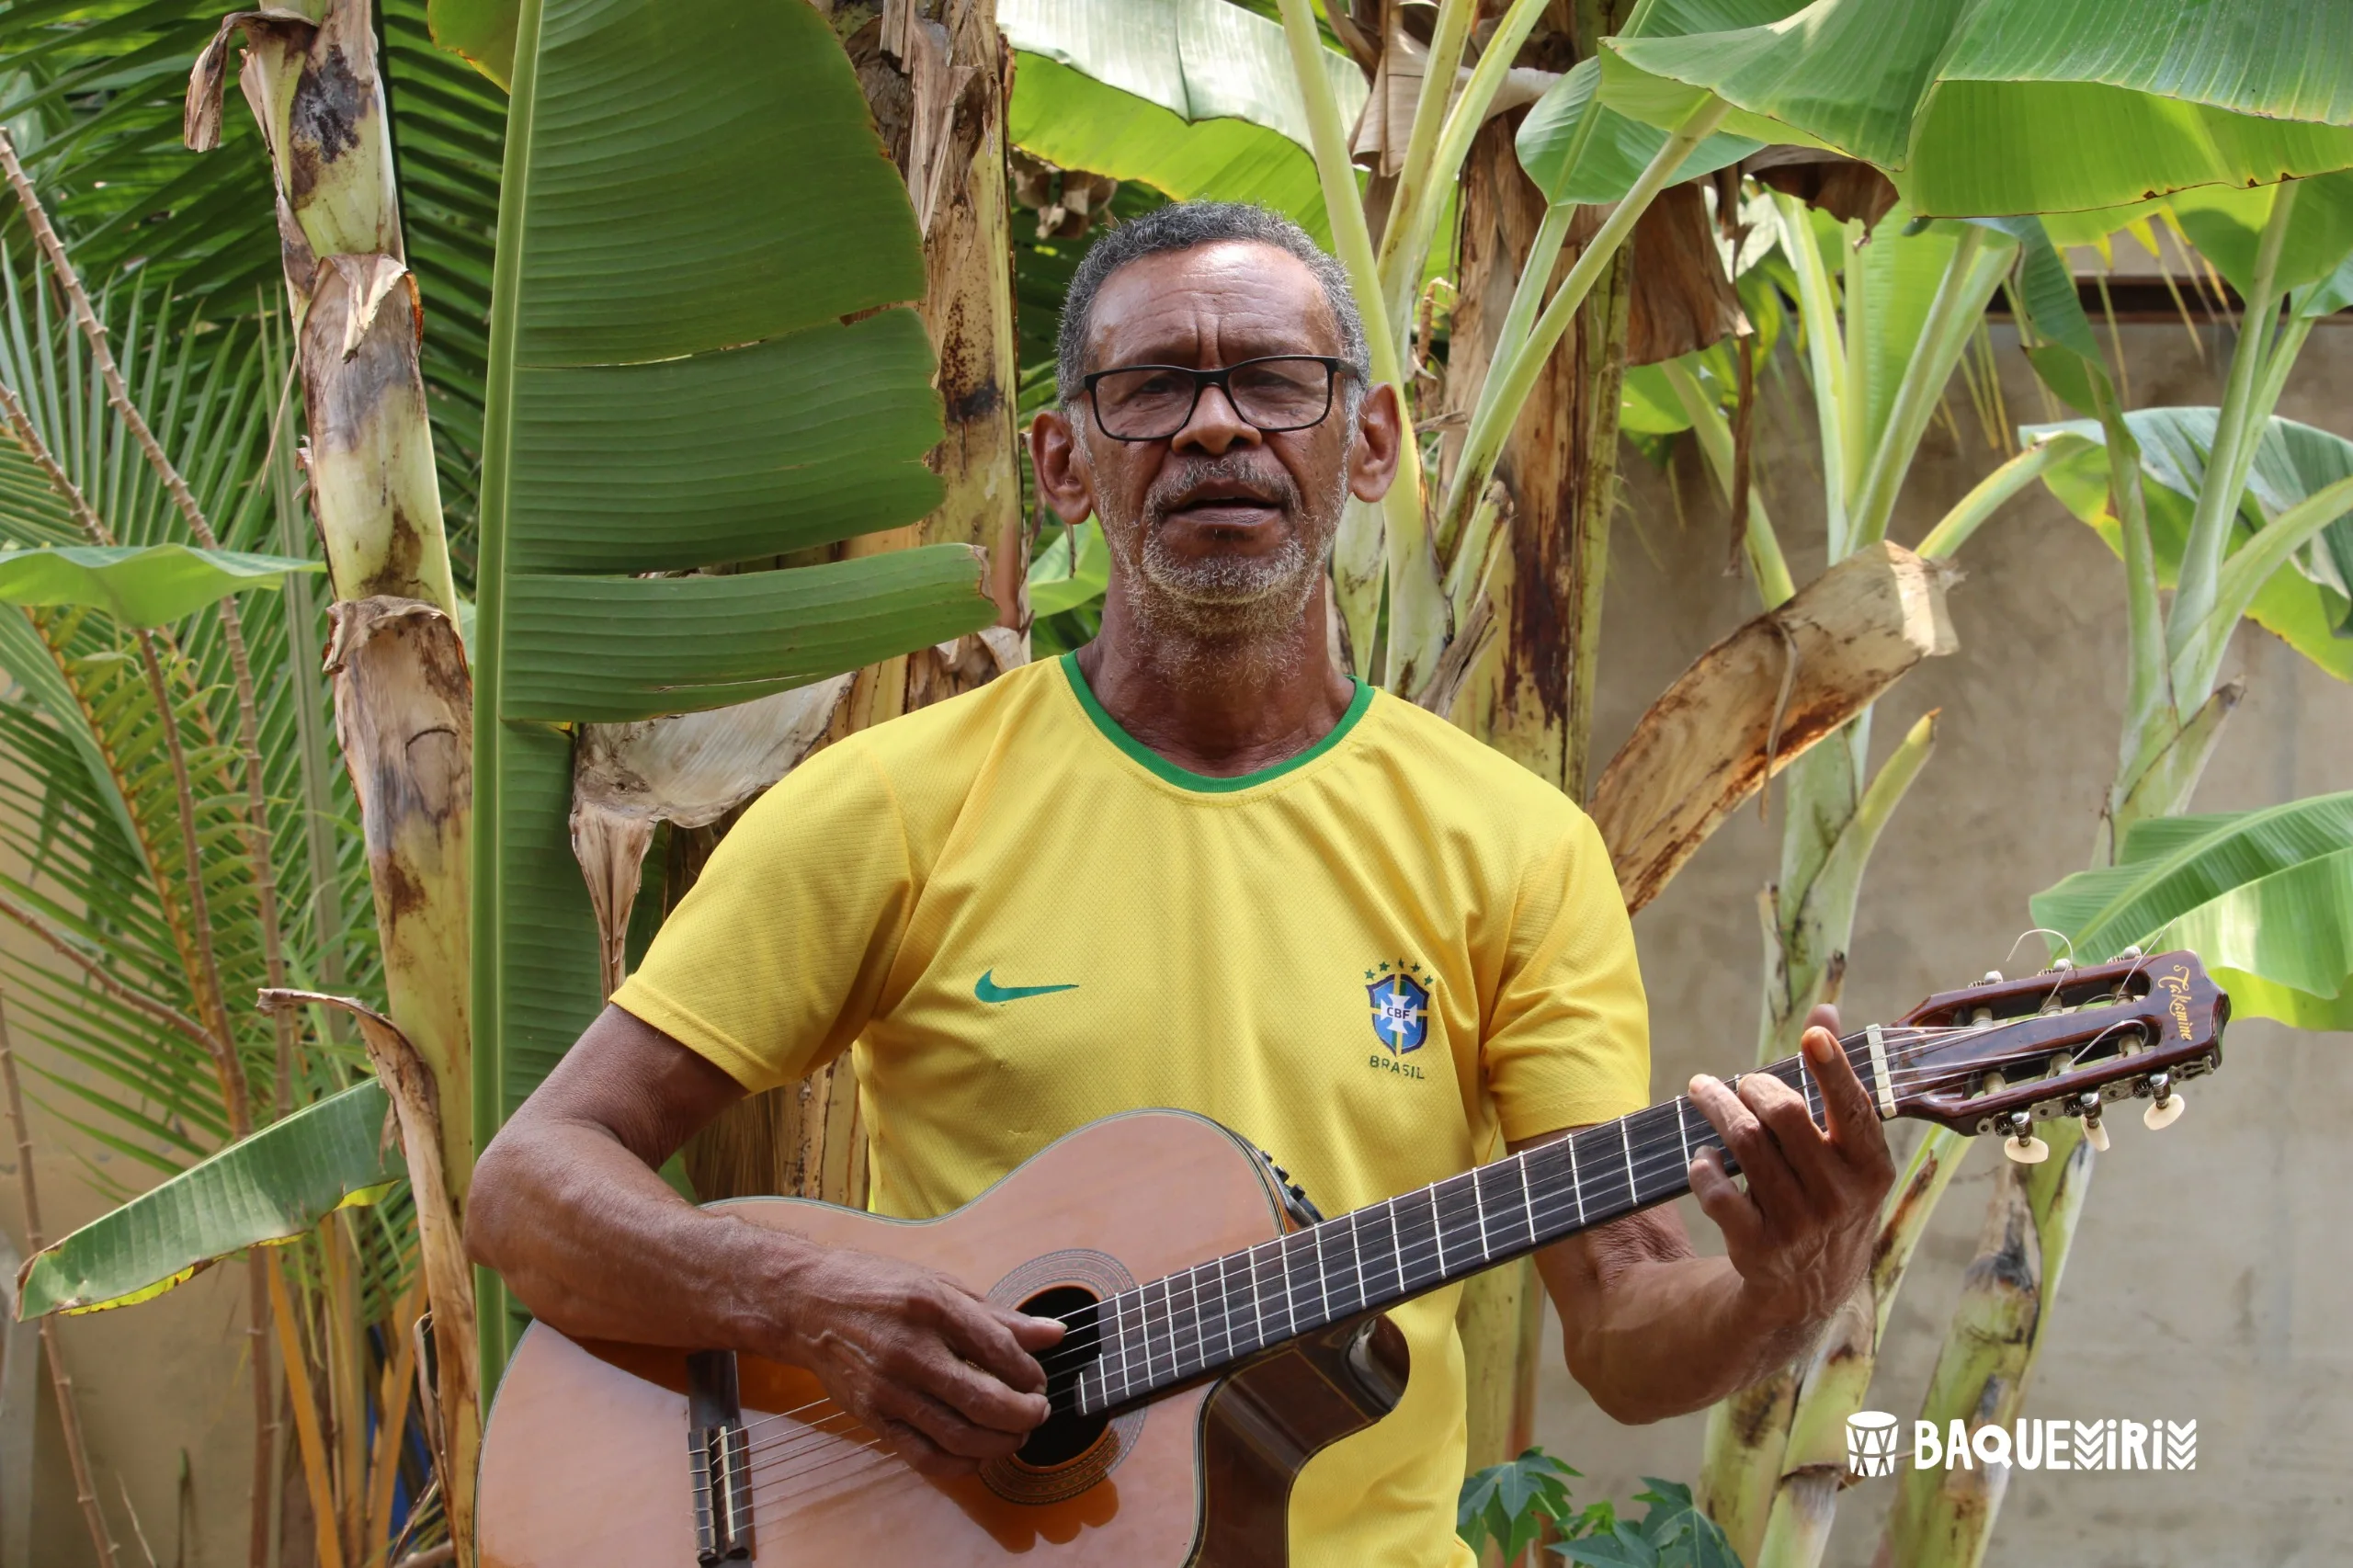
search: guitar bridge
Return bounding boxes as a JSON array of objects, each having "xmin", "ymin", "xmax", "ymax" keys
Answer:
[{"xmin": 686, "ymin": 1350, "xmax": 755, "ymax": 1563}]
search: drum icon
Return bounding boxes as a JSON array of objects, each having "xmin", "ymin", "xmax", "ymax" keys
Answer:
[{"xmin": 1846, "ymin": 1411, "xmax": 1903, "ymax": 1477}]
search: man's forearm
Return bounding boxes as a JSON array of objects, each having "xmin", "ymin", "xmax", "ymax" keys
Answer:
[
  {"xmin": 1554, "ymin": 1248, "xmax": 1814, "ymax": 1425},
  {"xmin": 467, "ymin": 1115, "xmax": 812, "ymax": 1358}
]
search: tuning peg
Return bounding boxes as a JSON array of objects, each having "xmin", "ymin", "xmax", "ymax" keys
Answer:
[
  {"xmin": 2115, "ymin": 945, "xmax": 2143, "ymax": 962},
  {"xmin": 1983, "ymin": 970, "xmax": 2004, "ymax": 984},
  {"xmin": 2000, "ymin": 1110, "xmax": 2049, "ymax": 1164},
  {"xmin": 2143, "ymin": 1072, "xmax": 2186, "ymax": 1131},
  {"xmin": 2076, "ymin": 1091, "xmax": 2109, "ymax": 1152}
]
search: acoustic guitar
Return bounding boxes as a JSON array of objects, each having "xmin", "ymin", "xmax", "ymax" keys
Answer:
[{"xmin": 475, "ymin": 950, "xmax": 2226, "ymax": 1566}]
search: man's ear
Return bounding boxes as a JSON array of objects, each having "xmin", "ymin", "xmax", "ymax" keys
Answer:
[
  {"xmin": 1029, "ymin": 409, "xmax": 1097, "ymax": 525},
  {"xmin": 1347, "ymin": 381, "xmax": 1404, "ymax": 504}
]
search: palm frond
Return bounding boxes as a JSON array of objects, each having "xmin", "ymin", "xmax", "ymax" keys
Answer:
[{"xmin": 0, "ymin": 0, "xmax": 504, "ymax": 568}]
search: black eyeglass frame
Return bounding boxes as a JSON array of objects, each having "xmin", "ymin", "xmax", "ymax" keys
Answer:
[{"xmin": 1079, "ymin": 355, "xmax": 1355, "ymax": 443}]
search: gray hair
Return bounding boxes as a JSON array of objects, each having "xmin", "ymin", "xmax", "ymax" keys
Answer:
[{"xmin": 1053, "ymin": 201, "xmax": 1372, "ymax": 408}]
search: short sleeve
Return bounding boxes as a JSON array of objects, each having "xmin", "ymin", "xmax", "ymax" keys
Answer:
[
  {"xmin": 611, "ymin": 741, "xmax": 913, "ymax": 1094},
  {"xmin": 1482, "ymin": 809, "xmax": 1651, "ymax": 1142}
]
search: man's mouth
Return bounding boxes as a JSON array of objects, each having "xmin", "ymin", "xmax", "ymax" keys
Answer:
[{"xmin": 1165, "ymin": 483, "xmax": 1285, "ymax": 524}]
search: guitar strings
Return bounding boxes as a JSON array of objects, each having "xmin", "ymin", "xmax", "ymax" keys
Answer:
[
  {"xmin": 1038, "ymin": 1015, "xmax": 2143, "ymax": 1403},
  {"xmin": 738, "ymin": 1031, "xmax": 1994, "ymax": 1465},
  {"xmin": 727, "ymin": 1019, "xmax": 2022, "ymax": 1452},
  {"xmin": 1022, "ymin": 1026, "xmax": 1995, "ymax": 1389},
  {"xmin": 722, "ymin": 1008, "xmax": 2138, "ymax": 1493}
]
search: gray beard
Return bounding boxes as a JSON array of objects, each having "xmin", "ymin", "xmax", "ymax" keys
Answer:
[{"xmin": 1098, "ymin": 449, "xmax": 1350, "ymax": 660}]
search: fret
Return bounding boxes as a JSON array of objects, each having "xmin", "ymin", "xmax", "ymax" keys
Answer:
[
  {"xmin": 1197, "ymin": 1256, "xmax": 1230, "ymax": 1364},
  {"xmin": 1346, "ymin": 1209, "xmax": 1368, "ymax": 1318},
  {"xmin": 1211, "ymin": 1252, "xmax": 1245, "ymax": 1361},
  {"xmin": 1143, "ymin": 1278, "xmax": 1172, "ymax": 1386},
  {"xmin": 1176, "ymin": 1261, "xmax": 1213, "ymax": 1365},
  {"xmin": 1472, "ymin": 1164, "xmax": 1493, "ymax": 1261},
  {"xmin": 1400, "ymin": 1187, "xmax": 1442, "ymax": 1292},
  {"xmin": 1510, "ymin": 1153, "xmax": 1536, "ymax": 1254},
  {"xmin": 1310, "ymin": 1223, "xmax": 1332, "ymax": 1324},
  {"xmin": 1289, "ymin": 1233, "xmax": 1326, "ymax": 1327},
  {"xmin": 1112, "ymin": 1290, "xmax": 1138, "ymax": 1403},
  {"xmin": 1677, "ymin": 1096, "xmax": 1691, "ymax": 1169},
  {"xmin": 1366, "ymin": 1196, "xmax": 1404, "ymax": 1301},
  {"xmin": 1620, "ymin": 1119, "xmax": 1638, "ymax": 1205},
  {"xmin": 1257, "ymin": 1235, "xmax": 1292, "ymax": 1339},
  {"xmin": 1567, "ymin": 1131, "xmax": 1585, "ymax": 1226}
]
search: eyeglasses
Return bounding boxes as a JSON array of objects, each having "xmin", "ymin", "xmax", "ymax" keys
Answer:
[{"xmin": 1081, "ymin": 355, "xmax": 1349, "ymax": 442}]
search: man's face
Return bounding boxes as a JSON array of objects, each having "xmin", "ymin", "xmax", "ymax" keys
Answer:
[{"xmin": 1030, "ymin": 241, "xmax": 1399, "ymax": 641}]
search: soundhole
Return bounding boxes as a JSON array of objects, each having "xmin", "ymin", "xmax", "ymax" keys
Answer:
[{"xmin": 1014, "ymin": 1285, "xmax": 1108, "ymax": 1468}]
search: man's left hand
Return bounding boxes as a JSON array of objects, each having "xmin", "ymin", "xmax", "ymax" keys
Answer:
[{"xmin": 1686, "ymin": 1004, "xmax": 1896, "ymax": 1336}]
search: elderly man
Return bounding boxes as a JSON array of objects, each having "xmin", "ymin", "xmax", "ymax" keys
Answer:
[{"xmin": 467, "ymin": 201, "xmax": 1893, "ymax": 1566}]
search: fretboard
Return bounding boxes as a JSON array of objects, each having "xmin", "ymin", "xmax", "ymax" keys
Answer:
[{"xmin": 1069, "ymin": 1038, "xmax": 1880, "ymax": 1417}]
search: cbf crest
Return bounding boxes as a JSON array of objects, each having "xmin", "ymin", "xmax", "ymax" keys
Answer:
[{"xmin": 1366, "ymin": 959, "xmax": 1431, "ymax": 1053}]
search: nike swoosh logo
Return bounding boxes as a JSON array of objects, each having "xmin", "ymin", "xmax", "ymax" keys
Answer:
[{"xmin": 974, "ymin": 971, "xmax": 1080, "ymax": 1005}]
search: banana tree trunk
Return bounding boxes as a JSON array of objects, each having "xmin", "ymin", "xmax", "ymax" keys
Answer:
[
  {"xmin": 1881, "ymin": 1129, "xmax": 2095, "ymax": 1568},
  {"xmin": 186, "ymin": 2, "xmax": 479, "ymax": 1555},
  {"xmin": 1887, "ymin": 355, "xmax": 2239, "ymax": 1568},
  {"xmin": 1438, "ymin": 99, "xmax": 1640, "ymax": 1486},
  {"xmin": 679, "ymin": 0, "xmax": 1024, "ymax": 1209},
  {"xmin": 1701, "ymin": 713, "xmax": 1941, "ymax": 1567}
]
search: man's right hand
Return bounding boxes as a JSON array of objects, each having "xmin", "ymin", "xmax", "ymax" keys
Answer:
[{"xmin": 773, "ymin": 1245, "xmax": 1067, "ymax": 1479}]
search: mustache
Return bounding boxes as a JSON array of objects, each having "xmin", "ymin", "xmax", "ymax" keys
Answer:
[{"xmin": 1142, "ymin": 454, "xmax": 1302, "ymax": 525}]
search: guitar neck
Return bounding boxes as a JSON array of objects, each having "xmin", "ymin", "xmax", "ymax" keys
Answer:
[{"xmin": 1072, "ymin": 1035, "xmax": 1886, "ymax": 1417}]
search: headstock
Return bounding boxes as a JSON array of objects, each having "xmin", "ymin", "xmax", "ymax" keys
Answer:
[{"xmin": 1876, "ymin": 949, "xmax": 2227, "ymax": 1161}]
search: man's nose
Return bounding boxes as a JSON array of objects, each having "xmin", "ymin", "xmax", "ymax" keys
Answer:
[{"xmin": 1171, "ymin": 380, "xmax": 1263, "ymax": 456}]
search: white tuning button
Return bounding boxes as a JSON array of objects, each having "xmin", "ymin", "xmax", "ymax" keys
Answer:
[
  {"xmin": 2086, "ymin": 1120, "xmax": 2111, "ymax": 1152},
  {"xmin": 2143, "ymin": 1093, "xmax": 2186, "ymax": 1131},
  {"xmin": 2006, "ymin": 1133, "xmax": 2052, "ymax": 1164}
]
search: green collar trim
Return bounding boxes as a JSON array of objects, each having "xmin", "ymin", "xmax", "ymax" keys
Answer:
[{"xmin": 1057, "ymin": 652, "xmax": 1373, "ymax": 794}]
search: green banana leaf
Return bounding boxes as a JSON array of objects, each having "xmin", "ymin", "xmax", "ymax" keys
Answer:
[
  {"xmin": 1975, "ymin": 212, "xmax": 2105, "ymax": 415},
  {"xmin": 16, "ymin": 1081, "xmax": 400, "ymax": 1320},
  {"xmin": 997, "ymin": 0, "xmax": 1367, "ymax": 242},
  {"xmin": 2033, "ymin": 792, "xmax": 2353, "ymax": 1031},
  {"xmin": 0, "ymin": 543, "xmax": 319, "ymax": 628},
  {"xmin": 1515, "ymin": 55, "xmax": 1759, "ymax": 207},
  {"xmin": 1029, "ymin": 518, "xmax": 1109, "ymax": 619},
  {"xmin": 428, "ymin": 0, "xmax": 517, "ymax": 88},
  {"xmin": 2029, "ymin": 408, "xmax": 2353, "ymax": 671},
  {"xmin": 1603, "ymin": 0, "xmax": 2353, "ymax": 216},
  {"xmin": 2168, "ymin": 171, "xmax": 2353, "ymax": 302},
  {"xmin": 472, "ymin": 0, "xmax": 997, "ymax": 1379},
  {"xmin": 0, "ymin": 2, "xmax": 504, "ymax": 538}
]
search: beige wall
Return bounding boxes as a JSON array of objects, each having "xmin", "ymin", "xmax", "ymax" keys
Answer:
[
  {"xmin": 0, "ymin": 860, "xmax": 261, "ymax": 1563},
  {"xmin": 1538, "ymin": 320, "xmax": 2353, "ymax": 1563},
  {"xmin": 5, "ymin": 319, "xmax": 2347, "ymax": 1566}
]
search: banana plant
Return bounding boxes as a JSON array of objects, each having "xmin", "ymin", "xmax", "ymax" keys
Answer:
[
  {"xmin": 1887, "ymin": 186, "xmax": 2353, "ymax": 1568},
  {"xmin": 998, "ymin": 0, "xmax": 1371, "ymax": 246},
  {"xmin": 1668, "ymin": 191, "xmax": 2009, "ymax": 1568},
  {"xmin": 1589, "ymin": 5, "xmax": 2353, "ymax": 1562},
  {"xmin": 470, "ymin": 0, "xmax": 999, "ymax": 1396},
  {"xmin": 2033, "ymin": 790, "xmax": 2353, "ymax": 1032}
]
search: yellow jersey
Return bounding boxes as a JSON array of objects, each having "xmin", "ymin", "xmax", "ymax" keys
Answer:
[{"xmin": 614, "ymin": 652, "xmax": 1651, "ymax": 1567}]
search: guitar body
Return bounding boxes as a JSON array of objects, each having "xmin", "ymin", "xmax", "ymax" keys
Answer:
[{"xmin": 477, "ymin": 1110, "xmax": 1411, "ymax": 1567}]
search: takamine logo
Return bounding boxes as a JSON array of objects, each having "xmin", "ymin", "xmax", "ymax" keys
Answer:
[
  {"xmin": 1845, "ymin": 1412, "xmax": 2196, "ymax": 1475},
  {"xmin": 2156, "ymin": 961, "xmax": 2196, "ymax": 1040}
]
